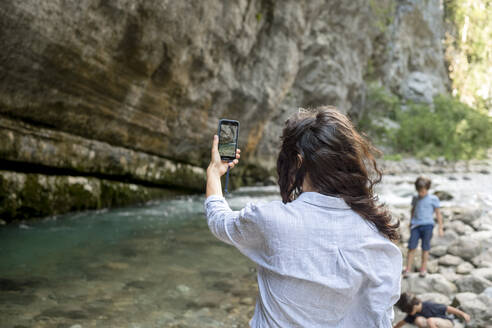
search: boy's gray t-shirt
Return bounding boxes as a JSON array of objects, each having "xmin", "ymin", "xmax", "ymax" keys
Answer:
[{"xmin": 411, "ymin": 194, "xmax": 440, "ymax": 228}]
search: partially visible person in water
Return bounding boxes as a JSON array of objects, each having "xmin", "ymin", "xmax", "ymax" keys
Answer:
[{"xmin": 204, "ymin": 106, "xmax": 402, "ymax": 327}]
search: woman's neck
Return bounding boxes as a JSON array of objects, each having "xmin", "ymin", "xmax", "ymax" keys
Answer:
[{"xmin": 302, "ymin": 174, "xmax": 317, "ymax": 192}]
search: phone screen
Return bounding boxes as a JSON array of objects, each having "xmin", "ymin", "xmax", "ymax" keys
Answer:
[{"xmin": 218, "ymin": 121, "xmax": 238, "ymax": 159}]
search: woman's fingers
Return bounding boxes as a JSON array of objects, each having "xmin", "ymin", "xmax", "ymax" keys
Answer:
[
  {"xmin": 228, "ymin": 159, "xmax": 239, "ymax": 168},
  {"xmin": 211, "ymin": 135, "xmax": 221, "ymax": 162}
]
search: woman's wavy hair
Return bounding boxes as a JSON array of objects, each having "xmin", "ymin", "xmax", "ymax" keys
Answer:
[{"xmin": 276, "ymin": 106, "xmax": 400, "ymax": 241}]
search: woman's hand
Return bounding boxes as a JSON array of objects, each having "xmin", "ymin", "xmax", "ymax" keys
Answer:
[
  {"xmin": 207, "ymin": 135, "xmax": 240, "ymax": 177},
  {"xmin": 206, "ymin": 135, "xmax": 240, "ymax": 198}
]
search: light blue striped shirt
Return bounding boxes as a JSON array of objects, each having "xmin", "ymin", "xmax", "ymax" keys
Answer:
[{"xmin": 204, "ymin": 191, "xmax": 402, "ymax": 327}]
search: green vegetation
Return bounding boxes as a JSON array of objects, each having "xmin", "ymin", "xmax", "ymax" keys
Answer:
[
  {"xmin": 444, "ymin": 0, "xmax": 491, "ymax": 110},
  {"xmin": 359, "ymin": 84, "xmax": 492, "ymax": 161},
  {"xmin": 0, "ymin": 172, "xmax": 182, "ymax": 223},
  {"xmin": 369, "ymin": 0, "xmax": 396, "ymax": 33}
]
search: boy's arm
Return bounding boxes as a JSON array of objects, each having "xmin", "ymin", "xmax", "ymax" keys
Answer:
[
  {"xmin": 435, "ymin": 208, "xmax": 444, "ymax": 237},
  {"xmin": 446, "ymin": 306, "xmax": 471, "ymax": 322},
  {"xmin": 409, "ymin": 207, "xmax": 414, "ymax": 228},
  {"xmin": 393, "ymin": 320, "xmax": 406, "ymax": 328}
]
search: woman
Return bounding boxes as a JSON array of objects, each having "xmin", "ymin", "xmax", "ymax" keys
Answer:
[{"xmin": 204, "ymin": 107, "xmax": 402, "ymax": 327}]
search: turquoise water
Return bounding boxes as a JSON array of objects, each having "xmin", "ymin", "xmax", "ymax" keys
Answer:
[{"xmin": 0, "ymin": 189, "xmax": 281, "ymax": 328}]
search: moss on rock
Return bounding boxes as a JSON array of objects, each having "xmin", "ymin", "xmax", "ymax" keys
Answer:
[{"xmin": 0, "ymin": 171, "xmax": 186, "ymax": 224}]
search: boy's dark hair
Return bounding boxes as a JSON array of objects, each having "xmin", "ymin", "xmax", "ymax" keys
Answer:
[
  {"xmin": 415, "ymin": 176, "xmax": 431, "ymax": 191},
  {"xmin": 396, "ymin": 293, "xmax": 421, "ymax": 313}
]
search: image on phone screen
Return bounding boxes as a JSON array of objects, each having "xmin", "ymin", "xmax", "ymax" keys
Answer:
[{"xmin": 218, "ymin": 122, "xmax": 238, "ymax": 159}]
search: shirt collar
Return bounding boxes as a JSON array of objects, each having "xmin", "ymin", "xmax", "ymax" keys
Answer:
[{"xmin": 297, "ymin": 192, "xmax": 351, "ymax": 209}]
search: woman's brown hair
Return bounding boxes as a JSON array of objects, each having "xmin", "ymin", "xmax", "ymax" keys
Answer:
[{"xmin": 276, "ymin": 106, "xmax": 400, "ymax": 241}]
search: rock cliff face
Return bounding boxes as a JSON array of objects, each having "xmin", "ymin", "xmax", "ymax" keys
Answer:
[{"xmin": 0, "ymin": 0, "xmax": 450, "ymax": 220}]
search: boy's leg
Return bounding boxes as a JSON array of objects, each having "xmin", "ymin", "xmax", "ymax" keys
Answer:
[
  {"xmin": 414, "ymin": 316, "xmax": 428, "ymax": 328},
  {"xmin": 427, "ymin": 318, "xmax": 453, "ymax": 328},
  {"xmin": 406, "ymin": 227, "xmax": 420, "ymax": 273},
  {"xmin": 421, "ymin": 250, "xmax": 429, "ymax": 272},
  {"xmin": 406, "ymin": 249, "xmax": 416, "ymax": 272},
  {"xmin": 420, "ymin": 225, "xmax": 434, "ymax": 272}
]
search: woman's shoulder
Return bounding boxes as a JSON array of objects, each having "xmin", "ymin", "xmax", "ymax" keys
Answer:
[{"xmin": 244, "ymin": 199, "xmax": 287, "ymax": 214}]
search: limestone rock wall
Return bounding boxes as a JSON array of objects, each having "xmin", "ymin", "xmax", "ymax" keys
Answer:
[{"xmin": 0, "ymin": 0, "xmax": 451, "ymax": 220}]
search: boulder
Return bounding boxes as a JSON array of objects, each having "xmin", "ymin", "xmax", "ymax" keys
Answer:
[
  {"xmin": 481, "ymin": 286, "xmax": 492, "ymax": 300},
  {"xmin": 401, "ymin": 274, "xmax": 457, "ymax": 297},
  {"xmin": 418, "ymin": 292, "xmax": 450, "ymax": 305},
  {"xmin": 452, "ymin": 293, "xmax": 492, "ymax": 327},
  {"xmin": 446, "ymin": 220, "xmax": 474, "ymax": 236},
  {"xmin": 427, "ymin": 259, "xmax": 439, "ymax": 274},
  {"xmin": 469, "ymin": 231, "xmax": 492, "ymax": 250},
  {"xmin": 471, "ymin": 268, "xmax": 492, "ymax": 282},
  {"xmin": 452, "ymin": 208, "xmax": 483, "ymax": 225},
  {"xmin": 430, "ymin": 245, "xmax": 448, "ymax": 257},
  {"xmin": 471, "ymin": 249, "xmax": 492, "ymax": 268},
  {"xmin": 447, "ymin": 237, "xmax": 481, "ymax": 262},
  {"xmin": 438, "ymin": 267, "xmax": 460, "ymax": 283},
  {"xmin": 431, "ymin": 230, "xmax": 458, "ymax": 248},
  {"xmin": 456, "ymin": 262, "xmax": 474, "ymax": 275},
  {"xmin": 455, "ymin": 275, "xmax": 492, "ymax": 294},
  {"xmin": 438, "ymin": 254, "xmax": 463, "ymax": 267},
  {"xmin": 433, "ymin": 190, "xmax": 453, "ymax": 201}
]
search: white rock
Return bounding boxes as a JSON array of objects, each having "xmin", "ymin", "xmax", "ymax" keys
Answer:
[
  {"xmin": 430, "ymin": 245, "xmax": 448, "ymax": 257},
  {"xmin": 418, "ymin": 292, "xmax": 450, "ymax": 305},
  {"xmin": 471, "ymin": 268, "xmax": 492, "ymax": 281},
  {"xmin": 431, "ymin": 230, "xmax": 458, "ymax": 247},
  {"xmin": 470, "ymin": 231, "xmax": 492, "ymax": 250},
  {"xmin": 447, "ymin": 237, "xmax": 481, "ymax": 261},
  {"xmin": 455, "ymin": 275, "xmax": 492, "ymax": 294},
  {"xmin": 446, "ymin": 220, "xmax": 474, "ymax": 236},
  {"xmin": 438, "ymin": 254, "xmax": 463, "ymax": 267},
  {"xmin": 402, "ymin": 274, "xmax": 457, "ymax": 297},
  {"xmin": 456, "ymin": 262, "xmax": 474, "ymax": 275},
  {"xmin": 480, "ymin": 287, "xmax": 492, "ymax": 300},
  {"xmin": 452, "ymin": 293, "xmax": 492, "ymax": 326},
  {"xmin": 453, "ymin": 207, "xmax": 483, "ymax": 225},
  {"xmin": 177, "ymin": 284, "xmax": 190, "ymax": 294},
  {"xmin": 471, "ymin": 249, "xmax": 492, "ymax": 268},
  {"xmin": 427, "ymin": 259, "xmax": 439, "ymax": 274},
  {"xmin": 438, "ymin": 267, "xmax": 460, "ymax": 282}
]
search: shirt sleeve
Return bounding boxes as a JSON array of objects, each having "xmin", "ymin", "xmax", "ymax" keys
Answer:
[
  {"xmin": 404, "ymin": 314, "xmax": 415, "ymax": 323},
  {"xmin": 432, "ymin": 195, "xmax": 440, "ymax": 209},
  {"xmin": 345, "ymin": 238, "xmax": 402, "ymax": 326},
  {"xmin": 411, "ymin": 195, "xmax": 417, "ymax": 207},
  {"xmin": 204, "ymin": 195, "xmax": 265, "ymax": 256}
]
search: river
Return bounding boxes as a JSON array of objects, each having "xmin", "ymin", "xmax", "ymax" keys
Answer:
[{"xmin": 1, "ymin": 164, "xmax": 491, "ymax": 327}]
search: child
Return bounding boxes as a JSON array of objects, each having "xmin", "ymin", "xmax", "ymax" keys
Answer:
[
  {"xmin": 393, "ymin": 293, "xmax": 470, "ymax": 328},
  {"xmin": 403, "ymin": 177, "xmax": 443, "ymax": 277}
]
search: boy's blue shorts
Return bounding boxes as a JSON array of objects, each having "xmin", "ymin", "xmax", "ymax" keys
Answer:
[{"xmin": 408, "ymin": 224, "xmax": 434, "ymax": 251}]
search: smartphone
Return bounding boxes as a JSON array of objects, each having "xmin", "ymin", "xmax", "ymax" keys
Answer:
[{"xmin": 218, "ymin": 119, "xmax": 240, "ymax": 161}]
